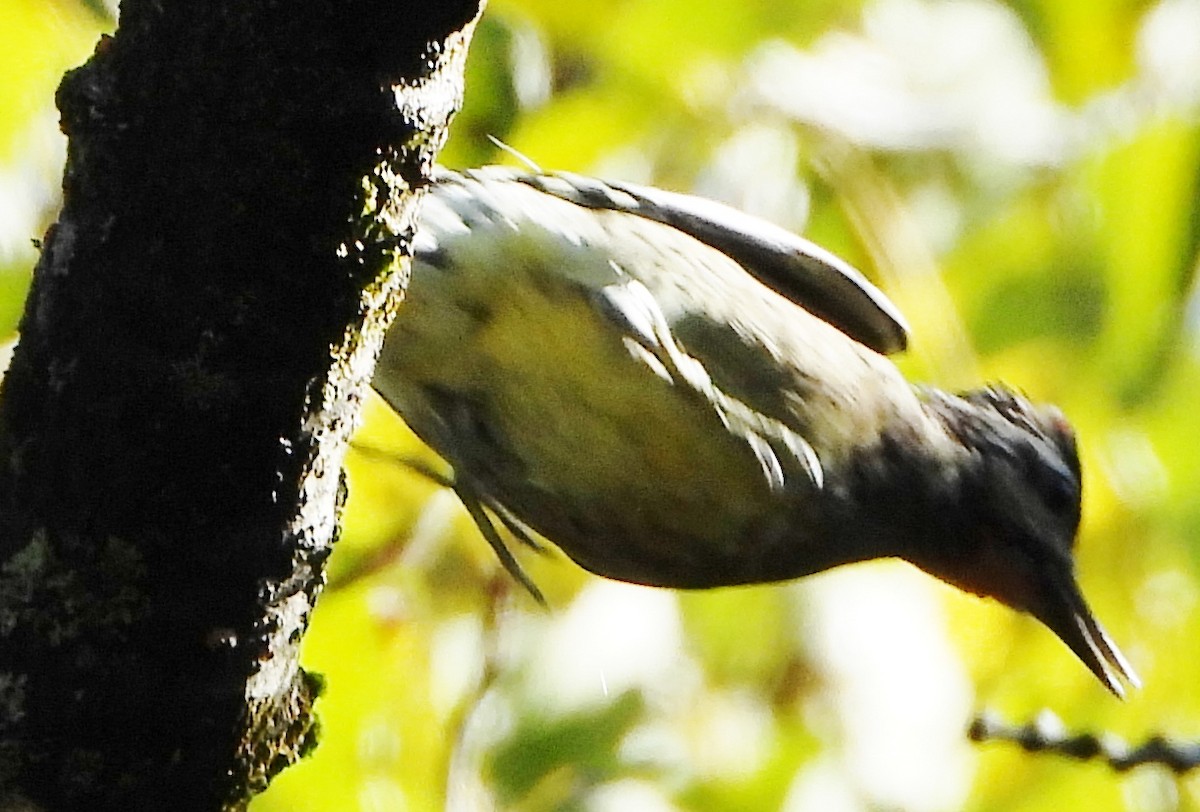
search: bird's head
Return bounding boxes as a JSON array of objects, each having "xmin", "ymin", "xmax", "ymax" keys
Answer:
[{"xmin": 909, "ymin": 386, "xmax": 1139, "ymax": 697}]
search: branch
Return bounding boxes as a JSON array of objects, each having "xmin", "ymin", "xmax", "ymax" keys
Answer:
[{"xmin": 0, "ymin": 1, "xmax": 484, "ymax": 808}]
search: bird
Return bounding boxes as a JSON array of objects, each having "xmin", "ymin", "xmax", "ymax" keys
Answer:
[{"xmin": 372, "ymin": 164, "xmax": 1139, "ymax": 697}]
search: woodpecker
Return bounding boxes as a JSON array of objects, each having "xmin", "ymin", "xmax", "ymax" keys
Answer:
[{"xmin": 373, "ymin": 165, "xmax": 1139, "ymax": 697}]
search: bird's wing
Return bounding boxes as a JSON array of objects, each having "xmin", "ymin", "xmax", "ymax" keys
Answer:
[
  {"xmin": 416, "ymin": 166, "xmax": 860, "ymax": 493},
  {"xmin": 475, "ymin": 167, "xmax": 910, "ymax": 355},
  {"xmin": 592, "ymin": 277, "xmax": 825, "ymax": 493}
]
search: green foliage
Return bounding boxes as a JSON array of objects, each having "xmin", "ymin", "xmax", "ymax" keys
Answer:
[
  {"xmin": 488, "ymin": 690, "xmax": 646, "ymax": 808},
  {"xmin": 5, "ymin": 1, "xmax": 1199, "ymax": 810}
]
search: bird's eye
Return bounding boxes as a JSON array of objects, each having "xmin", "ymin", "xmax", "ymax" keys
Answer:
[
  {"xmin": 1041, "ymin": 471, "xmax": 1076, "ymax": 515},
  {"xmin": 1025, "ymin": 445, "xmax": 1079, "ymax": 519},
  {"xmin": 1000, "ymin": 439, "xmax": 1079, "ymax": 523}
]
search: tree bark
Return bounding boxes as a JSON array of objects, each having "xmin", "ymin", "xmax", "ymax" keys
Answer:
[{"xmin": 0, "ymin": 1, "xmax": 483, "ymax": 809}]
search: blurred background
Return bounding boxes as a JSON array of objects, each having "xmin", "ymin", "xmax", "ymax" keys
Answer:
[{"xmin": 4, "ymin": 0, "xmax": 1200, "ymax": 809}]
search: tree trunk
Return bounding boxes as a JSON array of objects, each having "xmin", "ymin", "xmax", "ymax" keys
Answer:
[{"xmin": 0, "ymin": 1, "xmax": 483, "ymax": 809}]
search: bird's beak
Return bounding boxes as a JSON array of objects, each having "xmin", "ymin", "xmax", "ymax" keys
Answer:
[{"xmin": 1030, "ymin": 571, "xmax": 1140, "ymax": 699}]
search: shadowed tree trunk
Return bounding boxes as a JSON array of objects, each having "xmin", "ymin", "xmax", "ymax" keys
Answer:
[{"xmin": 0, "ymin": 1, "xmax": 484, "ymax": 809}]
